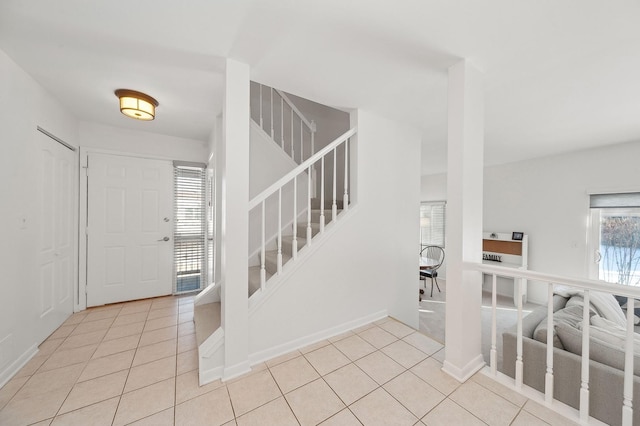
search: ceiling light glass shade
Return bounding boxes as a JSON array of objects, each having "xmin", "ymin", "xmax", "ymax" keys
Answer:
[{"xmin": 114, "ymin": 89, "xmax": 159, "ymax": 121}]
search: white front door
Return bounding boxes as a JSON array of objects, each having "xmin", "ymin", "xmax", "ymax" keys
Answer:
[
  {"xmin": 37, "ymin": 132, "xmax": 76, "ymax": 340},
  {"xmin": 87, "ymin": 153, "xmax": 173, "ymax": 306}
]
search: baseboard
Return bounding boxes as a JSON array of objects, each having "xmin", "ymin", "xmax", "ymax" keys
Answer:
[
  {"xmin": 222, "ymin": 360, "xmax": 252, "ymax": 382},
  {"xmin": 442, "ymin": 353, "xmax": 485, "ymax": 382},
  {"xmin": 0, "ymin": 344, "xmax": 38, "ymax": 388},
  {"xmin": 248, "ymin": 308, "xmax": 387, "ymax": 366},
  {"xmin": 199, "ymin": 365, "xmax": 224, "ymax": 386}
]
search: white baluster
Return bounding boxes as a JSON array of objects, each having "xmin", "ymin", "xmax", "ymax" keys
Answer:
[
  {"xmin": 290, "ymin": 109, "xmax": 295, "ymax": 160},
  {"xmin": 343, "ymin": 139, "xmax": 349, "ymax": 210},
  {"xmin": 277, "ymin": 188, "xmax": 282, "ymax": 274},
  {"xmin": 490, "ymin": 274, "xmax": 497, "ymax": 375},
  {"xmin": 311, "ymin": 121, "xmax": 315, "ymax": 156},
  {"xmin": 259, "ymin": 84, "xmax": 263, "ymax": 129},
  {"xmin": 291, "ymin": 176, "xmax": 298, "ymax": 260},
  {"xmin": 269, "ymin": 87, "xmax": 273, "ymax": 139},
  {"xmin": 320, "ymin": 157, "xmax": 325, "ymax": 232},
  {"xmin": 580, "ymin": 290, "xmax": 590, "ymax": 423},
  {"xmin": 280, "ymin": 96, "xmax": 284, "ymax": 149},
  {"xmin": 623, "ymin": 297, "xmax": 634, "ymax": 425},
  {"xmin": 545, "ymin": 283, "xmax": 554, "ymax": 404},
  {"xmin": 300, "ymin": 119, "xmax": 303, "ymax": 163},
  {"xmin": 515, "ymin": 277, "xmax": 524, "ymax": 389},
  {"xmin": 332, "ymin": 147, "xmax": 337, "ymax": 221},
  {"xmin": 260, "ymin": 201, "xmax": 266, "ymax": 290},
  {"xmin": 307, "ymin": 166, "xmax": 312, "ymax": 245}
]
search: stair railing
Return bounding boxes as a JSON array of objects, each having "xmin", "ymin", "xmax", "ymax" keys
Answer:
[
  {"xmin": 248, "ymin": 127, "xmax": 356, "ymax": 292},
  {"xmin": 254, "ymin": 82, "xmax": 317, "ymax": 164}
]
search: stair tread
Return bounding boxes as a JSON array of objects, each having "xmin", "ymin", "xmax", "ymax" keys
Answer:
[{"xmin": 194, "ymin": 302, "xmax": 221, "ymax": 346}]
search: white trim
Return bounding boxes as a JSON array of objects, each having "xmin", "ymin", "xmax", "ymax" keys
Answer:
[
  {"xmin": 199, "ymin": 365, "xmax": 224, "ymax": 387},
  {"xmin": 0, "ymin": 344, "xmax": 38, "ymax": 388},
  {"xmin": 248, "ymin": 308, "xmax": 387, "ymax": 366},
  {"xmin": 222, "ymin": 361, "xmax": 252, "ymax": 382},
  {"xmin": 442, "ymin": 354, "xmax": 485, "ymax": 382},
  {"xmin": 584, "ymin": 186, "xmax": 640, "ymax": 196}
]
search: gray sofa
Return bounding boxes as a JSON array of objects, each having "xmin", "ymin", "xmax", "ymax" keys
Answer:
[{"xmin": 501, "ymin": 295, "xmax": 640, "ymax": 426}]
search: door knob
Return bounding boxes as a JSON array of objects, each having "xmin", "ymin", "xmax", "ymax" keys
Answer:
[{"xmin": 158, "ymin": 236, "xmax": 170, "ymax": 242}]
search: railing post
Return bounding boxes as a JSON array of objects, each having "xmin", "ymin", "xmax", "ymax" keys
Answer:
[
  {"xmin": 270, "ymin": 87, "xmax": 274, "ymax": 138},
  {"xmin": 311, "ymin": 121, "xmax": 316, "ymax": 156},
  {"xmin": 259, "ymin": 84, "xmax": 263, "ymax": 129},
  {"xmin": 320, "ymin": 157, "xmax": 325, "ymax": 232},
  {"xmin": 260, "ymin": 201, "xmax": 266, "ymax": 290},
  {"xmin": 290, "ymin": 109, "xmax": 295, "ymax": 160},
  {"xmin": 490, "ymin": 274, "xmax": 497, "ymax": 375},
  {"xmin": 515, "ymin": 277, "xmax": 524, "ymax": 389},
  {"xmin": 580, "ymin": 290, "xmax": 591, "ymax": 424},
  {"xmin": 277, "ymin": 188, "xmax": 282, "ymax": 274},
  {"xmin": 307, "ymin": 166, "xmax": 312, "ymax": 245},
  {"xmin": 623, "ymin": 298, "xmax": 635, "ymax": 425},
  {"xmin": 332, "ymin": 147, "xmax": 337, "ymax": 221},
  {"xmin": 300, "ymin": 119, "xmax": 304, "ymax": 163},
  {"xmin": 280, "ymin": 96, "xmax": 284, "ymax": 149},
  {"xmin": 292, "ymin": 176, "xmax": 298, "ymax": 259},
  {"xmin": 343, "ymin": 139, "xmax": 349, "ymax": 211},
  {"xmin": 545, "ymin": 283, "xmax": 554, "ymax": 404}
]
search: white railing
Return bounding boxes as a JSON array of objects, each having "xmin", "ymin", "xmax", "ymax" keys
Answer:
[
  {"xmin": 468, "ymin": 262, "xmax": 640, "ymax": 425},
  {"xmin": 252, "ymin": 82, "xmax": 317, "ymax": 165},
  {"xmin": 249, "ymin": 127, "xmax": 355, "ymax": 292}
]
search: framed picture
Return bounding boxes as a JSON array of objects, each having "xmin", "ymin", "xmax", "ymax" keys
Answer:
[{"xmin": 512, "ymin": 232, "xmax": 524, "ymax": 241}]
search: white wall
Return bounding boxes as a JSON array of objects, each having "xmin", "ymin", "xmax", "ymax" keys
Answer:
[
  {"xmin": 483, "ymin": 139, "xmax": 640, "ymax": 303},
  {"xmin": 247, "ymin": 110, "xmax": 421, "ymax": 359},
  {"xmin": 0, "ymin": 49, "xmax": 79, "ymax": 385},
  {"xmin": 79, "ymin": 121, "xmax": 209, "ymax": 162},
  {"xmin": 422, "ymin": 139, "xmax": 640, "ymax": 304}
]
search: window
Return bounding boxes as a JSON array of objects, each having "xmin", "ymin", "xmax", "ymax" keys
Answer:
[
  {"xmin": 420, "ymin": 201, "xmax": 446, "ymax": 249},
  {"xmin": 174, "ymin": 163, "xmax": 207, "ymax": 293},
  {"xmin": 589, "ymin": 192, "xmax": 640, "ymax": 286}
]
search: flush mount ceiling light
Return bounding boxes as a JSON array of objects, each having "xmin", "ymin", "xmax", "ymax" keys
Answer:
[{"xmin": 114, "ymin": 89, "xmax": 159, "ymax": 121}]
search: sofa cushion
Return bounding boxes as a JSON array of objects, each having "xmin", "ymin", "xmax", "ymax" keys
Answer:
[
  {"xmin": 533, "ymin": 305, "xmax": 585, "ymax": 349},
  {"xmin": 555, "ymin": 322, "xmax": 640, "ymax": 376}
]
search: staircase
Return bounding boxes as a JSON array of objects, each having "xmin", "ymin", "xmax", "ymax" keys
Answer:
[
  {"xmin": 194, "ymin": 82, "xmax": 356, "ymax": 384},
  {"xmin": 248, "ymin": 198, "xmax": 344, "ymax": 296}
]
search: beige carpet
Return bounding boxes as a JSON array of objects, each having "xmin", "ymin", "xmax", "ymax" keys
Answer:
[{"xmin": 418, "ymin": 278, "xmax": 540, "ymax": 369}]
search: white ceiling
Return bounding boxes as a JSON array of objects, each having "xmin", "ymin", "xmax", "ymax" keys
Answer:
[{"xmin": 1, "ymin": 0, "xmax": 639, "ymax": 174}]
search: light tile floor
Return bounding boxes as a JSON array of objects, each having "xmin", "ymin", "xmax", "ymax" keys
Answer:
[{"xmin": 0, "ymin": 295, "xmax": 578, "ymax": 426}]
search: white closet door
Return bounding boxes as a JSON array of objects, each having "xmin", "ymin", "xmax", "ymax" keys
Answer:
[
  {"xmin": 87, "ymin": 153, "xmax": 173, "ymax": 306},
  {"xmin": 37, "ymin": 132, "xmax": 76, "ymax": 339}
]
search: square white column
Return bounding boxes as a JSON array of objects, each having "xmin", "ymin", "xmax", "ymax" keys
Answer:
[
  {"xmin": 221, "ymin": 59, "xmax": 251, "ymax": 380},
  {"xmin": 443, "ymin": 60, "xmax": 485, "ymax": 381}
]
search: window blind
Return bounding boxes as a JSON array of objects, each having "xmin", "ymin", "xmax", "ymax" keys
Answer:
[
  {"xmin": 420, "ymin": 201, "xmax": 446, "ymax": 248},
  {"xmin": 174, "ymin": 164, "xmax": 207, "ymax": 293},
  {"xmin": 590, "ymin": 192, "xmax": 640, "ymax": 209}
]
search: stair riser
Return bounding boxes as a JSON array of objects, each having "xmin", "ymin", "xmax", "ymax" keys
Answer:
[
  {"xmin": 297, "ymin": 224, "xmax": 320, "ymax": 239},
  {"xmin": 281, "ymin": 239, "xmax": 306, "ymax": 255},
  {"xmin": 310, "ymin": 210, "xmax": 342, "ymax": 223},
  {"xmin": 310, "ymin": 199, "xmax": 344, "ymax": 210}
]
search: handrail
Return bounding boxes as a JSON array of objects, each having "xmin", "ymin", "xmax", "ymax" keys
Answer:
[
  {"xmin": 466, "ymin": 261, "xmax": 640, "ymax": 298},
  {"xmin": 249, "ymin": 127, "xmax": 357, "ymax": 210},
  {"xmin": 275, "ymin": 89, "xmax": 315, "ymax": 132}
]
